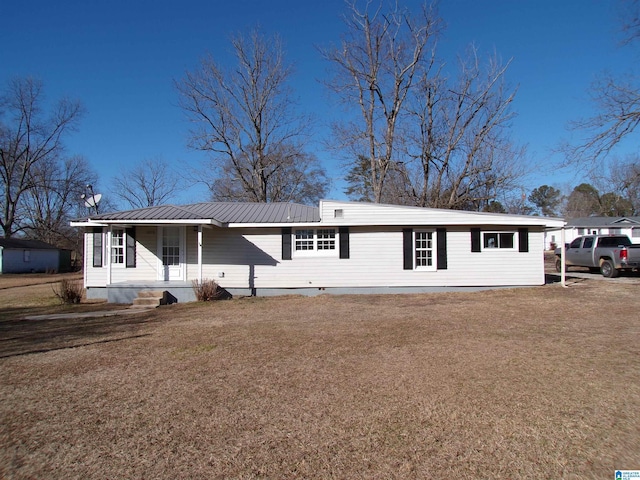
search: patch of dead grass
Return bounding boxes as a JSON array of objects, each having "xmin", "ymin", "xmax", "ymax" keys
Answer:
[{"xmin": 1, "ymin": 281, "xmax": 639, "ymax": 478}]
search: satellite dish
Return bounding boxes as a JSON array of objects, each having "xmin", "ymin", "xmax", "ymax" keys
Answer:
[{"xmin": 82, "ymin": 193, "xmax": 102, "ymax": 208}]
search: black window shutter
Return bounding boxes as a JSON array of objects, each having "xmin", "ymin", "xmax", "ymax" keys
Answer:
[
  {"xmin": 339, "ymin": 227, "xmax": 350, "ymax": 259},
  {"xmin": 437, "ymin": 228, "xmax": 448, "ymax": 270},
  {"xmin": 519, "ymin": 228, "xmax": 529, "ymax": 253},
  {"xmin": 92, "ymin": 227, "xmax": 103, "ymax": 267},
  {"xmin": 471, "ymin": 228, "xmax": 481, "ymax": 252},
  {"xmin": 282, "ymin": 227, "xmax": 292, "ymax": 260},
  {"xmin": 403, "ymin": 228, "xmax": 413, "ymax": 270},
  {"xmin": 126, "ymin": 227, "xmax": 136, "ymax": 268}
]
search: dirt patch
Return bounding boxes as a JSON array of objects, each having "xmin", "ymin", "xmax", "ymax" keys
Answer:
[{"xmin": 1, "ymin": 282, "xmax": 639, "ymax": 478}]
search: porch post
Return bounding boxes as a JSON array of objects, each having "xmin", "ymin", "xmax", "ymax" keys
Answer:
[
  {"xmin": 561, "ymin": 226, "xmax": 566, "ymax": 288},
  {"xmin": 106, "ymin": 226, "xmax": 112, "ymax": 285},
  {"xmin": 198, "ymin": 225, "xmax": 203, "ymax": 282}
]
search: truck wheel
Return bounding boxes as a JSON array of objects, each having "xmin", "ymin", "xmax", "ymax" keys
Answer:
[
  {"xmin": 555, "ymin": 258, "xmax": 562, "ymax": 273},
  {"xmin": 601, "ymin": 260, "xmax": 619, "ymax": 278}
]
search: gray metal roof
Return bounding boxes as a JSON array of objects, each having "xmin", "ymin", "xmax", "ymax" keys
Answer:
[
  {"xmin": 566, "ymin": 216, "xmax": 640, "ymax": 227},
  {"xmin": 0, "ymin": 238, "xmax": 59, "ymax": 250},
  {"xmin": 85, "ymin": 202, "xmax": 320, "ymax": 224}
]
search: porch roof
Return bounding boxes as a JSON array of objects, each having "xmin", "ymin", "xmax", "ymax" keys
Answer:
[{"xmin": 73, "ymin": 202, "xmax": 321, "ymax": 226}]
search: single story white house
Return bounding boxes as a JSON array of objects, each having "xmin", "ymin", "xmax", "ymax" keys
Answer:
[
  {"xmin": 0, "ymin": 238, "xmax": 70, "ymax": 274},
  {"xmin": 70, "ymin": 200, "xmax": 565, "ymax": 303},
  {"xmin": 555, "ymin": 217, "xmax": 640, "ymax": 246}
]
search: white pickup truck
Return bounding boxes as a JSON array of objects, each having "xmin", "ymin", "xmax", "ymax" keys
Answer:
[{"xmin": 555, "ymin": 235, "xmax": 640, "ymax": 278}]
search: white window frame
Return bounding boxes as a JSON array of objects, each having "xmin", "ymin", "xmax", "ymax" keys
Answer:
[
  {"xmin": 293, "ymin": 228, "xmax": 337, "ymax": 257},
  {"xmin": 482, "ymin": 231, "xmax": 516, "ymax": 250},
  {"xmin": 414, "ymin": 229, "xmax": 436, "ymax": 271},
  {"xmin": 110, "ymin": 228, "xmax": 125, "ymax": 266}
]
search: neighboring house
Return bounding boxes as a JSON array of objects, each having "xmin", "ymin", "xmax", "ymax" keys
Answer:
[
  {"xmin": 70, "ymin": 200, "xmax": 566, "ymax": 303},
  {"xmin": 553, "ymin": 217, "xmax": 640, "ymax": 247},
  {"xmin": 0, "ymin": 238, "xmax": 71, "ymax": 274}
]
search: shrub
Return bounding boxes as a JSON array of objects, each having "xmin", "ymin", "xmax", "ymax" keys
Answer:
[
  {"xmin": 191, "ymin": 279, "xmax": 223, "ymax": 302},
  {"xmin": 53, "ymin": 279, "xmax": 84, "ymax": 304}
]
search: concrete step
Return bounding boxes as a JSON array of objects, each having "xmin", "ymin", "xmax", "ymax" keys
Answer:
[
  {"xmin": 130, "ymin": 290, "xmax": 168, "ymax": 308},
  {"xmin": 137, "ymin": 290, "xmax": 165, "ymax": 299},
  {"xmin": 132, "ymin": 297, "xmax": 162, "ymax": 307}
]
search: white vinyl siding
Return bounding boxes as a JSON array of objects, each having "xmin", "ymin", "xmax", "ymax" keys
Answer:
[
  {"xmin": 85, "ymin": 227, "xmax": 157, "ymax": 287},
  {"xmin": 186, "ymin": 226, "xmax": 546, "ymax": 289}
]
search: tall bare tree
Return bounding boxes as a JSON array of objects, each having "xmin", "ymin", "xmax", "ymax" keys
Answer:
[
  {"xmin": 323, "ymin": 1, "xmax": 440, "ymax": 203},
  {"xmin": 112, "ymin": 156, "xmax": 182, "ymax": 209},
  {"xmin": 325, "ymin": 2, "xmax": 524, "ymax": 208},
  {"xmin": 568, "ymin": 75, "xmax": 640, "ymax": 164},
  {"xmin": 178, "ymin": 28, "xmax": 327, "ymax": 204},
  {"xmin": 0, "ymin": 77, "xmax": 82, "ymax": 237},
  {"xmin": 567, "ymin": 0, "xmax": 640, "ymax": 165},
  {"xmin": 400, "ymin": 49, "xmax": 525, "ymax": 209}
]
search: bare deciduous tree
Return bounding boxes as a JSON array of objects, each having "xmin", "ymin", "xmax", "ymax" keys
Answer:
[
  {"xmin": 178, "ymin": 28, "xmax": 326, "ymax": 204},
  {"xmin": 325, "ymin": 2, "xmax": 524, "ymax": 208},
  {"xmin": 209, "ymin": 145, "xmax": 329, "ymax": 204},
  {"xmin": 0, "ymin": 77, "xmax": 83, "ymax": 237},
  {"xmin": 22, "ymin": 155, "xmax": 97, "ymax": 245},
  {"xmin": 112, "ymin": 156, "xmax": 182, "ymax": 209},
  {"xmin": 568, "ymin": 75, "xmax": 640, "ymax": 164},
  {"xmin": 401, "ymin": 49, "xmax": 525, "ymax": 209},
  {"xmin": 564, "ymin": 183, "xmax": 603, "ymax": 218},
  {"xmin": 323, "ymin": 1, "xmax": 440, "ymax": 203},
  {"xmin": 567, "ymin": 0, "xmax": 640, "ymax": 165}
]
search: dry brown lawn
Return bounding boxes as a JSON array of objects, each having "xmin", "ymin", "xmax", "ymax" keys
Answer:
[{"xmin": 1, "ymin": 279, "xmax": 639, "ymax": 478}]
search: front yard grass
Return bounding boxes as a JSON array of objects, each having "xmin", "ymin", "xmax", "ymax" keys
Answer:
[{"xmin": 1, "ymin": 280, "xmax": 639, "ymax": 478}]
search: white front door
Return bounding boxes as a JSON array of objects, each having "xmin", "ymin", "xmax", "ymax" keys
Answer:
[{"xmin": 159, "ymin": 226, "xmax": 184, "ymax": 281}]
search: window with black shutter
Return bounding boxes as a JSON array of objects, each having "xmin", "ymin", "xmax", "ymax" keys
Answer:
[
  {"xmin": 282, "ymin": 227, "xmax": 292, "ymax": 260},
  {"xmin": 126, "ymin": 227, "xmax": 136, "ymax": 268},
  {"xmin": 92, "ymin": 227, "xmax": 103, "ymax": 267},
  {"xmin": 339, "ymin": 227, "xmax": 350, "ymax": 259}
]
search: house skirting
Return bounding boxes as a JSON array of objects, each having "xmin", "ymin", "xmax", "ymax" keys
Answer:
[{"xmin": 88, "ymin": 283, "xmax": 524, "ymax": 304}]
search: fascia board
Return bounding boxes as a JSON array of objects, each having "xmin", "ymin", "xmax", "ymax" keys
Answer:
[
  {"xmin": 228, "ymin": 219, "xmax": 565, "ymax": 228},
  {"xmin": 227, "ymin": 222, "xmax": 320, "ymax": 228},
  {"xmin": 72, "ymin": 219, "xmax": 223, "ymax": 227}
]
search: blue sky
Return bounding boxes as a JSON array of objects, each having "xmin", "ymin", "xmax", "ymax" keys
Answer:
[{"xmin": 2, "ymin": 0, "xmax": 636, "ymax": 206}]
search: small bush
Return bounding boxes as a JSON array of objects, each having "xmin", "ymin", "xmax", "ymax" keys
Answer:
[
  {"xmin": 53, "ymin": 279, "xmax": 84, "ymax": 304},
  {"xmin": 192, "ymin": 279, "xmax": 223, "ymax": 302}
]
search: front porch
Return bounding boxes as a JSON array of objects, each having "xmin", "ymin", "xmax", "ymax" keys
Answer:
[
  {"xmin": 82, "ymin": 281, "xmax": 195, "ymax": 304},
  {"xmin": 87, "ymin": 281, "xmax": 250, "ymax": 304}
]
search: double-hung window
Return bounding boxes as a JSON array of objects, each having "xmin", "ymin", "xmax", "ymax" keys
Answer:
[
  {"xmin": 415, "ymin": 231, "xmax": 434, "ymax": 269},
  {"xmin": 294, "ymin": 228, "xmax": 336, "ymax": 256},
  {"xmin": 414, "ymin": 230, "xmax": 437, "ymax": 270},
  {"xmin": 111, "ymin": 229, "xmax": 125, "ymax": 265}
]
